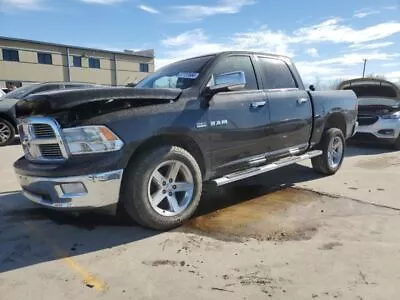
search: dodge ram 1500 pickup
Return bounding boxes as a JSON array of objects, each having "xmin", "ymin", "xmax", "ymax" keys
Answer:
[{"xmin": 13, "ymin": 51, "xmax": 358, "ymax": 230}]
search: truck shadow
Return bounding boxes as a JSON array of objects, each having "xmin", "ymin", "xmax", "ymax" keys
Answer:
[{"xmin": 0, "ymin": 163, "xmax": 320, "ymax": 274}]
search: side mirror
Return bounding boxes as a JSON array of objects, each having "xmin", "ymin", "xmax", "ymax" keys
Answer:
[
  {"xmin": 309, "ymin": 84, "xmax": 315, "ymax": 91},
  {"xmin": 204, "ymin": 71, "xmax": 247, "ymax": 98}
]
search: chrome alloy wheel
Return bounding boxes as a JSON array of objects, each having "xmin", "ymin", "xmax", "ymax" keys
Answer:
[
  {"xmin": 327, "ymin": 136, "xmax": 344, "ymax": 169},
  {"xmin": 0, "ymin": 121, "xmax": 12, "ymax": 144},
  {"xmin": 147, "ymin": 160, "xmax": 194, "ymax": 217}
]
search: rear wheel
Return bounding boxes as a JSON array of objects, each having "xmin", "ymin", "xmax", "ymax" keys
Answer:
[
  {"xmin": 0, "ymin": 118, "xmax": 15, "ymax": 146},
  {"xmin": 312, "ymin": 128, "xmax": 345, "ymax": 175},
  {"xmin": 121, "ymin": 146, "xmax": 202, "ymax": 230}
]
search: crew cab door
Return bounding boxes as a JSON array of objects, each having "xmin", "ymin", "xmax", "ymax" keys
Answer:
[
  {"xmin": 205, "ymin": 55, "xmax": 271, "ymax": 174},
  {"xmin": 256, "ymin": 56, "xmax": 313, "ymax": 156}
]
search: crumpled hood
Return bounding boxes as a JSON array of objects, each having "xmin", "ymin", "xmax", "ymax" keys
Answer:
[{"xmin": 15, "ymin": 87, "xmax": 182, "ymax": 118}]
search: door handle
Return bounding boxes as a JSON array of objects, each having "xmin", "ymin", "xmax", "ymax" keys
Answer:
[
  {"xmin": 251, "ymin": 101, "xmax": 266, "ymax": 108},
  {"xmin": 297, "ymin": 98, "xmax": 308, "ymax": 104}
]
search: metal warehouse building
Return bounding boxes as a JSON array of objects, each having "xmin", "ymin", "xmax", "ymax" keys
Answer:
[{"xmin": 0, "ymin": 36, "xmax": 155, "ymax": 88}]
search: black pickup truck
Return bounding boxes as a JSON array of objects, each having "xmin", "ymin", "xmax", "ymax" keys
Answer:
[{"xmin": 13, "ymin": 51, "xmax": 357, "ymax": 230}]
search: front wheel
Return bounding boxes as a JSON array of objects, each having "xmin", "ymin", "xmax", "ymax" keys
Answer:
[
  {"xmin": 312, "ymin": 128, "xmax": 345, "ymax": 175},
  {"xmin": 121, "ymin": 146, "xmax": 202, "ymax": 230}
]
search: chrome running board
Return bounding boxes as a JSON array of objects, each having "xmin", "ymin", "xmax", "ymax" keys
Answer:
[{"xmin": 213, "ymin": 150, "xmax": 323, "ymax": 186}]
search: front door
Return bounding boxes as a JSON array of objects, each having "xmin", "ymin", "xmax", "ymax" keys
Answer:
[
  {"xmin": 206, "ymin": 55, "xmax": 271, "ymax": 175},
  {"xmin": 256, "ymin": 56, "xmax": 313, "ymax": 156}
]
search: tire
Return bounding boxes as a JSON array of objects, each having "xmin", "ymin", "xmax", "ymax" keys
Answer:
[
  {"xmin": 312, "ymin": 128, "xmax": 345, "ymax": 175},
  {"xmin": 121, "ymin": 146, "xmax": 202, "ymax": 230},
  {"xmin": 0, "ymin": 118, "xmax": 15, "ymax": 147}
]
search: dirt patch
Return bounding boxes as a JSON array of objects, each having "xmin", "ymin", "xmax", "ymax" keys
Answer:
[
  {"xmin": 319, "ymin": 242, "xmax": 343, "ymax": 250},
  {"xmin": 142, "ymin": 260, "xmax": 186, "ymax": 267}
]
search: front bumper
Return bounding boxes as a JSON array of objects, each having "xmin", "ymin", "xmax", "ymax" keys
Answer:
[
  {"xmin": 16, "ymin": 169, "xmax": 124, "ymax": 211},
  {"xmin": 352, "ymin": 118, "xmax": 400, "ymax": 143}
]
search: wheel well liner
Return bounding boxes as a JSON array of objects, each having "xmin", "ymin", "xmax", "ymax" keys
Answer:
[{"xmin": 324, "ymin": 113, "xmax": 346, "ymax": 136}]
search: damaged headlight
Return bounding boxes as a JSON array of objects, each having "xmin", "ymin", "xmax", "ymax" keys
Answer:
[
  {"xmin": 381, "ymin": 111, "xmax": 400, "ymax": 120},
  {"xmin": 63, "ymin": 126, "xmax": 124, "ymax": 154}
]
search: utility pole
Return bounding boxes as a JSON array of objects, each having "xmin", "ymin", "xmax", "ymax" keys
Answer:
[{"xmin": 362, "ymin": 59, "xmax": 367, "ymax": 78}]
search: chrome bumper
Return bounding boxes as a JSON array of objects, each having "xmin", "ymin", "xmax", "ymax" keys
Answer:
[{"xmin": 16, "ymin": 169, "xmax": 124, "ymax": 210}]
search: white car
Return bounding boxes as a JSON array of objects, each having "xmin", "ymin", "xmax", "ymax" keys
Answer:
[
  {"xmin": 339, "ymin": 78, "xmax": 400, "ymax": 150},
  {"xmin": 0, "ymin": 89, "xmax": 6, "ymax": 98}
]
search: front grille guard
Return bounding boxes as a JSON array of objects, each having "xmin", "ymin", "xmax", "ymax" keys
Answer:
[{"xmin": 18, "ymin": 117, "xmax": 69, "ymax": 162}]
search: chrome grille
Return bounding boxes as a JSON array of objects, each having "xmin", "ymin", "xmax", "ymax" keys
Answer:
[
  {"xmin": 32, "ymin": 123, "xmax": 56, "ymax": 138},
  {"xmin": 18, "ymin": 117, "xmax": 68, "ymax": 162},
  {"xmin": 39, "ymin": 144, "xmax": 63, "ymax": 158}
]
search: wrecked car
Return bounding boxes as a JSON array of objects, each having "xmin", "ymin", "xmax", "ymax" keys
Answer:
[
  {"xmin": 0, "ymin": 82, "xmax": 98, "ymax": 146},
  {"xmin": 339, "ymin": 78, "xmax": 400, "ymax": 149},
  {"xmin": 13, "ymin": 51, "xmax": 357, "ymax": 230}
]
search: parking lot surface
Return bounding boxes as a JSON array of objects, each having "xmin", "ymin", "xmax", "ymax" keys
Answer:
[{"xmin": 1, "ymin": 144, "xmax": 399, "ymax": 299}]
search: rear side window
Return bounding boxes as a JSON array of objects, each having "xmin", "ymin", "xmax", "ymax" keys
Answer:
[
  {"xmin": 211, "ymin": 56, "xmax": 258, "ymax": 90},
  {"xmin": 258, "ymin": 57, "xmax": 297, "ymax": 89},
  {"xmin": 34, "ymin": 85, "xmax": 60, "ymax": 94}
]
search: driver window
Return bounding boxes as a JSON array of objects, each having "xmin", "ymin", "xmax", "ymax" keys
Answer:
[{"xmin": 209, "ymin": 56, "xmax": 258, "ymax": 90}]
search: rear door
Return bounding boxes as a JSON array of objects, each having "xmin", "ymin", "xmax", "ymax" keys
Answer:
[
  {"xmin": 256, "ymin": 56, "xmax": 312, "ymax": 156},
  {"xmin": 206, "ymin": 55, "xmax": 271, "ymax": 174}
]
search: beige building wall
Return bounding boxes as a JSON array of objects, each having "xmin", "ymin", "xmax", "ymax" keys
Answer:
[{"xmin": 0, "ymin": 37, "xmax": 154, "ymax": 88}]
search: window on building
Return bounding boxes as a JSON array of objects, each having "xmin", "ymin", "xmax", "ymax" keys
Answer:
[
  {"xmin": 37, "ymin": 52, "xmax": 53, "ymax": 65},
  {"xmin": 89, "ymin": 57, "xmax": 100, "ymax": 69},
  {"xmin": 73, "ymin": 56, "xmax": 82, "ymax": 67},
  {"xmin": 2, "ymin": 49, "xmax": 19, "ymax": 62},
  {"xmin": 258, "ymin": 57, "xmax": 297, "ymax": 89},
  {"xmin": 140, "ymin": 63, "xmax": 149, "ymax": 72}
]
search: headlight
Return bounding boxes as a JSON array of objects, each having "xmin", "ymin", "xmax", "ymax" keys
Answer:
[
  {"xmin": 381, "ymin": 111, "xmax": 400, "ymax": 120},
  {"xmin": 63, "ymin": 126, "xmax": 124, "ymax": 154}
]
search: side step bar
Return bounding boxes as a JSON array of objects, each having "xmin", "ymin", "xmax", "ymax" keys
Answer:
[{"xmin": 213, "ymin": 150, "xmax": 323, "ymax": 186}]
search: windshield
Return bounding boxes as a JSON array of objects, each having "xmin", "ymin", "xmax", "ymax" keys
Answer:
[
  {"xmin": 136, "ymin": 55, "xmax": 214, "ymax": 89},
  {"xmin": 4, "ymin": 84, "xmax": 39, "ymax": 99}
]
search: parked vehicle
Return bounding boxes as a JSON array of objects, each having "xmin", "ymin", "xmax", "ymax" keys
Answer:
[
  {"xmin": 0, "ymin": 89, "xmax": 5, "ymax": 98},
  {"xmin": 1, "ymin": 88, "xmax": 11, "ymax": 94},
  {"xmin": 0, "ymin": 82, "xmax": 98, "ymax": 146},
  {"xmin": 13, "ymin": 51, "xmax": 358, "ymax": 230},
  {"xmin": 339, "ymin": 78, "xmax": 400, "ymax": 149}
]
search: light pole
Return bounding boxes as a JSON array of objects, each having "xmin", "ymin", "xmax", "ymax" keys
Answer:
[{"xmin": 362, "ymin": 59, "xmax": 367, "ymax": 78}]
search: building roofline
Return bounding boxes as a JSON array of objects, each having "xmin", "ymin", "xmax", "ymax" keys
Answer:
[{"xmin": 0, "ymin": 36, "xmax": 154, "ymax": 58}]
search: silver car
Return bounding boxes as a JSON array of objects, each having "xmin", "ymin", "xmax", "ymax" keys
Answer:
[{"xmin": 339, "ymin": 78, "xmax": 400, "ymax": 150}]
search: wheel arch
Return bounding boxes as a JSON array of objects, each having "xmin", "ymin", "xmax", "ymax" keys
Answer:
[
  {"xmin": 0, "ymin": 113, "xmax": 17, "ymax": 130},
  {"xmin": 324, "ymin": 113, "xmax": 347, "ymax": 137},
  {"xmin": 125, "ymin": 134, "xmax": 207, "ymax": 179}
]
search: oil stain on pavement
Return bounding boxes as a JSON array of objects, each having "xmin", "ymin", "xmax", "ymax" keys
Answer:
[{"xmin": 182, "ymin": 186, "xmax": 377, "ymax": 242}]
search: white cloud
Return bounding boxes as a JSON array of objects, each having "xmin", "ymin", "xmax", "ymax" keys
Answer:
[
  {"xmin": 169, "ymin": 0, "xmax": 255, "ymax": 22},
  {"xmin": 305, "ymin": 48, "xmax": 319, "ymax": 57},
  {"xmin": 80, "ymin": 0, "xmax": 125, "ymax": 4},
  {"xmin": 353, "ymin": 8, "xmax": 379, "ymax": 18},
  {"xmin": 138, "ymin": 4, "xmax": 160, "ymax": 14},
  {"xmin": 162, "ymin": 29, "xmax": 208, "ymax": 47},
  {"xmin": 1, "ymin": 0, "xmax": 43, "ymax": 10},
  {"xmin": 349, "ymin": 42, "xmax": 394, "ymax": 50},
  {"xmin": 293, "ymin": 19, "xmax": 400, "ymax": 45}
]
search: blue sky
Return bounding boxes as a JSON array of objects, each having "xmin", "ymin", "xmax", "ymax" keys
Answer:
[{"xmin": 0, "ymin": 0, "xmax": 399, "ymax": 85}]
